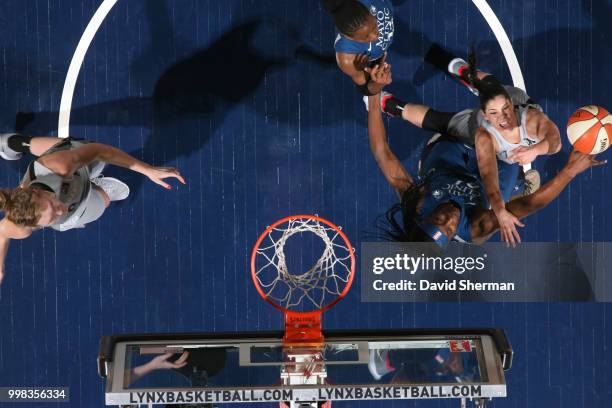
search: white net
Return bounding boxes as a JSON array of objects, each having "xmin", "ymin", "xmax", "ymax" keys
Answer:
[{"xmin": 253, "ymin": 217, "xmax": 354, "ymax": 311}]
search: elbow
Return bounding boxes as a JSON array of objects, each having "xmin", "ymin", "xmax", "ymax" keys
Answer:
[
  {"xmin": 90, "ymin": 143, "xmax": 110, "ymax": 162},
  {"xmin": 546, "ymin": 135, "xmax": 562, "ymax": 154},
  {"xmin": 52, "ymin": 163, "xmax": 74, "ymax": 178}
]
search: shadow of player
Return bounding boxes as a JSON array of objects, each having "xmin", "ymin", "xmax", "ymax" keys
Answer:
[
  {"xmin": 15, "ymin": 15, "xmax": 346, "ymax": 195},
  {"xmin": 412, "ymin": 0, "xmax": 609, "ymax": 101}
]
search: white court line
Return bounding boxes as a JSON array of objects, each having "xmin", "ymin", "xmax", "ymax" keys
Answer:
[
  {"xmin": 57, "ymin": 0, "xmax": 119, "ymax": 138},
  {"xmin": 59, "ymin": 1, "xmax": 529, "ymax": 168},
  {"xmin": 472, "ymin": 0, "xmax": 530, "ymax": 170},
  {"xmin": 472, "ymin": 0, "xmax": 526, "ymax": 91}
]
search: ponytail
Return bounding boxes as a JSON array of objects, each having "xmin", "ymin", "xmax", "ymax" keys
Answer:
[{"xmin": 465, "ymin": 48, "xmax": 511, "ymax": 111}]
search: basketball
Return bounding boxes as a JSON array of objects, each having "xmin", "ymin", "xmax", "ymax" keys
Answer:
[{"xmin": 566, "ymin": 105, "xmax": 612, "ymax": 154}]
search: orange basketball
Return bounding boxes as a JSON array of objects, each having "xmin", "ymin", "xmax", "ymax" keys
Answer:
[{"xmin": 566, "ymin": 105, "xmax": 612, "ymax": 154}]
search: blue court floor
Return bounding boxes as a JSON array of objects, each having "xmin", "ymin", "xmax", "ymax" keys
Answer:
[{"xmin": 0, "ymin": 1, "xmax": 611, "ymax": 407}]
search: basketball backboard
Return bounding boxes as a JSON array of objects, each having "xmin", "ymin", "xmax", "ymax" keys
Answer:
[{"xmin": 98, "ymin": 328, "xmax": 512, "ymax": 407}]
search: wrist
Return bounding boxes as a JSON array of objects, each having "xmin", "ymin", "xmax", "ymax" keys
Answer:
[
  {"xmin": 536, "ymin": 140, "xmax": 549, "ymax": 155},
  {"xmin": 131, "ymin": 162, "xmax": 151, "ymax": 175},
  {"xmin": 490, "ymin": 198, "xmax": 506, "ymax": 214},
  {"xmin": 368, "ymin": 96, "xmax": 381, "ymax": 111},
  {"xmin": 132, "ymin": 364, "xmax": 150, "ymax": 378},
  {"xmin": 368, "ymin": 80, "xmax": 384, "ymax": 94},
  {"xmin": 560, "ymin": 167, "xmax": 578, "ymax": 180}
]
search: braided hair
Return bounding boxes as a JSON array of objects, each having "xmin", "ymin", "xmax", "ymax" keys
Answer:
[
  {"xmin": 374, "ymin": 180, "xmax": 435, "ymax": 243},
  {"xmin": 322, "ymin": 0, "xmax": 371, "ymax": 36}
]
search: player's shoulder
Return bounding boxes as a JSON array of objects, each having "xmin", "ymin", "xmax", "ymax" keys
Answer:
[
  {"xmin": 524, "ymin": 108, "xmax": 549, "ymax": 124},
  {"xmin": 334, "ymin": 35, "xmax": 366, "ymax": 55},
  {"xmin": 475, "ymin": 125, "xmax": 494, "ymax": 139},
  {"xmin": 0, "ymin": 218, "xmax": 33, "ymax": 239}
]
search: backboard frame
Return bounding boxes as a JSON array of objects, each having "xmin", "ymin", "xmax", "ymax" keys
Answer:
[{"xmin": 99, "ymin": 328, "xmax": 512, "ymax": 406}]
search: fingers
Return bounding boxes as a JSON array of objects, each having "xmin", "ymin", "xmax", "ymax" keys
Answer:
[
  {"xmin": 500, "ymin": 227, "xmax": 513, "ymax": 247},
  {"xmin": 151, "ymin": 167, "xmax": 187, "ymax": 189},
  {"xmin": 567, "ymin": 150, "xmax": 607, "ymax": 175},
  {"xmin": 355, "ymin": 54, "xmax": 368, "ymax": 69},
  {"xmin": 510, "ymin": 225, "xmax": 522, "ymax": 245},
  {"xmin": 164, "ymin": 168, "xmax": 186, "ymax": 184},
  {"xmin": 500, "ymin": 215, "xmax": 524, "ymax": 247},
  {"xmin": 367, "ymin": 63, "xmax": 380, "ymax": 76},
  {"xmin": 508, "ymin": 146, "xmax": 529, "ymax": 161},
  {"xmin": 175, "ymin": 351, "xmax": 189, "ymax": 365},
  {"xmin": 381, "ymin": 63, "xmax": 392, "ymax": 81},
  {"xmin": 154, "ymin": 178, "xmax": 172, "ymax": 190},
  {"xmin": 157, "ymin": 352, "xmax": 174, "ymax": 362},
  {"xmin": 369, "ymin": 63, "xmax": 392, "ymax": 84},
  {"xmin": 157, "ymin": 351, "xmax": 189, "ymax": 369},
  {"xmin": 500, "ymin": 228, "xmax": 508, "ymax": 245},
  {"xmin": 503, "ymin": 226, "xmax": 517, "ymax": 247},
  {"xmin": 168, "ymin": 360, "xmax": 188, "ymax": 369}
]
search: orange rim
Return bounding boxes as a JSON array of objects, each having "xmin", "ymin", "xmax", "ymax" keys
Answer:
[{"xmin": 250, "ymin": 214, "xmax": 355, "ymax": 315}]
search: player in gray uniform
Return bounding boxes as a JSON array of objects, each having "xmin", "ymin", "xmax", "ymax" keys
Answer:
[
  {"xmin": 372, "ymin": 51, "xmax": 561, "ymax": 246},
  {"xmin": 0, "ymin": 134, "xmax": 185, "ymax": 286}
]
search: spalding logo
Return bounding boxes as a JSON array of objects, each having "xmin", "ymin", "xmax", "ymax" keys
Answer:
[{"xmin": 600, "ymin": 138, "xmax": 608, "ymax": 151}]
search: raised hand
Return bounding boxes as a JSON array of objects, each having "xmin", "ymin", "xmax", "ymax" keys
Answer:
[
  {"xmin": 353, "ymin": 54, "xmax": 370, "ymax": 72},
  {"xmin": 144, "ymin": 166, "xmax": 187, "ymax": 189},
  {"xmin": 148, "ymin": 352, "xmax": 190, "ymax": 370},
  {"xmin": 508, "ymin": 145, "xmax": 541, "ymax": 165},
  {"xmin": 563, "ymin": 150, "xmax": 607, "ymax": 178},
  {"xmin": 494, "ymin": 208, "xmax": 525, "ymax": 247},
  {"xmin": 366, "ymin": 62, "xmax": 392, "ymax": 87}
]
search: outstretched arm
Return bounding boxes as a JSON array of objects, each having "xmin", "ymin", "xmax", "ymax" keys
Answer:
[
  {"xmin": 475, "ymin": 128, "xmax": 524, "ymax": 246},
  {"xmin": 37, "ymin": 143, "xmax": 186, "ymax": 189},
  {"xmin": 367, "ymin": 94, "xmax": 414, "ymax": 197},
  {"xmin": 129, "ymin": 352, "xmax": 189, "ymax": 385},
  {"xmin": 0, "ymin": 236, "xmax": 8, "ymax": 286},
  {"xmin": 475, "ymin": 128, "xmax": 503, "ymax": 211},
  {"xmin": 471, "ymin": 151, "xmax": 606, "ymax": 242}
]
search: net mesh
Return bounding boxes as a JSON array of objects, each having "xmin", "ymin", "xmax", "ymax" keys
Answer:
[{"xmin": 253, "ymin": 217, "xmax": 353, "ymax": 311}]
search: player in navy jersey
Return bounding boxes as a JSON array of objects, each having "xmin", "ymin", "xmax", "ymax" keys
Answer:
[
  {"xmin": 365, "ymin": 85, "xmax": 604, "ymax": 247},
  {"xmin": 322, "ymin": 0, "xmax": 395, "ymax": 95}
]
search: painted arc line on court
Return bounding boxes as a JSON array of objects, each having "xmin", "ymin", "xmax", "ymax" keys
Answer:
[
  {"xmin": 57, "ymin": 0, "xmax": 119, "ymax": 138},
  {"xmin": 58, "ymin": 2, "xmax": 526, "ymax": 137},
  {"xmin": 471, "ymin": 0, "xmax": 526, "ymax": 91},
  {"xmin": 472, "ymin": 0, "xmax": 530, "ymax": 170}
]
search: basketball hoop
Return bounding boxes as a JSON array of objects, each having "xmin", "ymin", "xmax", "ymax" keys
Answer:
[{"xmin": 251, "ymin": 215, "xmax": 355, "ymax": 345}]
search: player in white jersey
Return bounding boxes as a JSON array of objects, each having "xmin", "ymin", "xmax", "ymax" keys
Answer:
[
  {"xmin": 0, "ymin": 134, "xmax": 185, "ymax": 286},
  {"xmin": 370, "ymin": 49, "xmax": 562, "ymax": 245}
]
